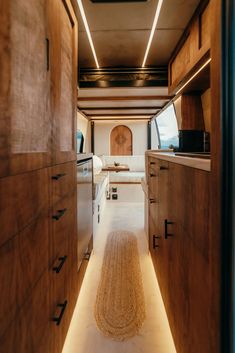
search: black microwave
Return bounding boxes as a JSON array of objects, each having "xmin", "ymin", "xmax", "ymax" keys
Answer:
[{"xmin": 178, "ymin": 130, "xmax": 210, "ymax": 152}]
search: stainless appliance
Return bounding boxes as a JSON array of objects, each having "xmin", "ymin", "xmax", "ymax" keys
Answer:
[{"xmin": 77, "ymin": 154, "xmax": 93, "ymax": 270}]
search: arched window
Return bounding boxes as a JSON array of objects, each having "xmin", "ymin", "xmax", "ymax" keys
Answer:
[{"xmin": 110, "ymin": 125, "xmax": 132, "ymax": 155}]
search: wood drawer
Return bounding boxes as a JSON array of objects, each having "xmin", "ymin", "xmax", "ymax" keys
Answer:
[
  {"xmin": 50, "ymin": 161, "xmax": 76, "ymax": 205},
  {"xmin": 0, "ymin": 270, "xmax": 52, "ymax": 353},
  {"xmin": 0, "ymin": 215, "xmax": 49, "ymax": 337},
  {"xmin": 50, "ymin": 192, "xmax": 76, "ymax": 262},
  {"xmin": 50, "ymin": 259, "xmax": 72, "ymax": 353},
  {"xmin": 0, "ymin": 168, "xmax": 49, "ymax": 247}
]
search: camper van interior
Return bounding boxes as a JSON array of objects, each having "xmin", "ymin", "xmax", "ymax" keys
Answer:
[{"xmin": 1, "ymin": 0, "xmax": 233, "ymax": 352}]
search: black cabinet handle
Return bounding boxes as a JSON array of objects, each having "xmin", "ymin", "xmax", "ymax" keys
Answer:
[
  {"xmin": 153, "ymin": 235, "xmax": 160, "ymax": 249},
  {"xmin": 53, "ymin": 256, "xmax": 67, "ymax": 274},
  {"xmin": 52, "ymin": 173, "xmax": 66, "ymax": 180},
  {"xmin": 150, "ymin": 161, "xmax": 156, "ymax": 165},
  {"xmin": 53, "ymin": 300, "xmax": 67, "ymax": 326},
  {"xmin": 46, "ymin": 38, "xmax": 50, "ymax": 71},
  {"xmin": 149, "ymin": 173, "xmax": 156, "ymax": 177},
  {"xmin": 165, "ymin": 219, "xmax": 174, "ymax": 239},
  {"xmin": 150, "ymin": 198, "xmax": 157, "ymax": 204},
  {"xmin": 52, "ymin": 208, "xmax": 67, "ymax": 220},
  {"xmin": 160, "ymin": 166, "xmax": 168, "ymax": 170}
]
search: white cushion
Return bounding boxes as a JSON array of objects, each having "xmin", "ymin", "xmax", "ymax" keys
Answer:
[
  {"xmin": 93, "ymin": 155, "xmax": 103, "ymax": 175},
  {"xmin": 109, "ymin": 171, "xmax": 145, "ymax": 183}
]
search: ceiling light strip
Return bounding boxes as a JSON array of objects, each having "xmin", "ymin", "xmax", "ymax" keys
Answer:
[
  {"xmin": 175, "ymin": 58, "xmax": 211, "ymax": 95},
  {"xmin": 77, "ymin": 0, "xmax": 100, "ymax": 68},
  {"xmin": 142, "ymin": 0, "xmax": 164, "ymax": 68}
]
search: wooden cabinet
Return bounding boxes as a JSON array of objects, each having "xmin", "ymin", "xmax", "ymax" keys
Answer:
[
  {"xmin": 168, "ymin": 1, "xmax": 211, "ymax": 94},
  {"xmin": 48, "ymin": 0, "xmax": 78, "ymax": 165},
  {"xmin": 0, "ymin": 0, "xmax": 51, "ymax": 177},
  {"xmin": 0, "ymin": 0, "xmax": 77, "ymax": 177},
  {"xmin": 147, "ymin": 155, "xmax": 212, "ymax": 353},
  {"xmin": 0, "ymin": 0, "xmax": 78, "ymax": 352}
]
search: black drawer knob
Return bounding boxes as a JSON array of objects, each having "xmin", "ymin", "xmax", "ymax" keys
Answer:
[
  {"xmin": 149, "ymin": 173, "xmax": 156, "ymax": 177},
  {"xmin": 52, "ymin": 173, "xmax": 66, "ymax": 180},
  {"xmin": 53, "ymin": 300, "xmax": 68, "ymax": 326},
  {"xmin": 164, "ymin": 219, "xmax": 174, "ymax": 239},
  {"xmin": 53, "ymin": 256, "xmax": 67, "ymax": 274},
  {"xmin": 150, "ymin": 161, "xmax": 156, "ymax": 165},
  {"xmin": 52, "ymin": 208, "xmax": 67, "ymax": 221},
  {"xmin": 160, "ymin": 166, "xmax": 168, "ymax": 171}
]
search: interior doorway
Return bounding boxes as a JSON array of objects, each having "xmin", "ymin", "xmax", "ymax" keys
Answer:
[{"xmin": 110, "ymin": 125, "xmax": 133, "ymax": 155}]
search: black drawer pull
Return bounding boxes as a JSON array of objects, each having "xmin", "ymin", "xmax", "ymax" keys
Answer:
[
  {"xmin": 149, "ymin": 173, "xmax": 156, "ymax": 177},
  {"xmin": 52, "ymin": 208, "xmax": 67, "ymax": 221},
  {"xmin": 52, "ymin": 173, "xmax": 66, "ymax": 180},
  {"xmin": 160, "ymin": 166, "xmax": 168, "ymax": 171},
  {"xmin": 150, "ymin": 161, "xmax": 156, "ymax": 165},
  {"xmin": 53, "ymin": 256, "xmax": 67, "ymax": 273},
  {"xmin": 53, "ymin": 300, "xmax": 67, "ymax": 326},
  {"xmin": 153, "ymin": 235, "xmax": 160, "ymax": 249},
  {"xmin": 165, "ymin": 219, "xmax": 174, "ymax": 239},
  {"xmin": 150, "ymin": 198, "xmax": 157, "ymax": 204},
  {"xmin": 46, "ymin": 38, "xmax": 50, "ymax": 71}
]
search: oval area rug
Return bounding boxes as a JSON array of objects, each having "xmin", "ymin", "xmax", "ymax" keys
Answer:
[{"xmin": 94, "ymin": 230, "xmax": 145, "ymax": 340}]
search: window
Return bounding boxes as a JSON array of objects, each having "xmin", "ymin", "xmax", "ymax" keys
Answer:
[{"xmin": 155, "ymin": 104, "xmax": 179, "ymax": 149}]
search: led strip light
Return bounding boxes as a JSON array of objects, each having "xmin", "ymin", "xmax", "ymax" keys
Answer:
[
  {"xmin": 77, "ymin": 0, "xmax": 100, "ymax": 68},
  {"xmin": 142, "ymin": 0, "xmax": 164, "ymax": 67}
]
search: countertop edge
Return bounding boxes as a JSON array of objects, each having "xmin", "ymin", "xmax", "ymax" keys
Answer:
[{"xmin": 146, "ymin": 151, "xmax": 211, "ymax": 172}]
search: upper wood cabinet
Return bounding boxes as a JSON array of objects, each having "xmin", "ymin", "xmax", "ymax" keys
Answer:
[
  {"xmin": 0, "ymin": 0, "xmax": 78, "ymax": 177},
  {"xmin": 168, "ymin": 1, "xmax": 211, "ymax": 95},
  {"xmin": 48, "ymin": 0, "xmax": 78, "ymax": 165},
  {"xmin": 0, "ymin": 0, "xmax": 51, "ymax": 177}
]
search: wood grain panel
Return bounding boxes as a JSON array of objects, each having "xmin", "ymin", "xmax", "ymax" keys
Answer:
[
  {"xmin": 50, "ymin": 192, "xmax": 77, "ymax": 264},
  {"xmin": 0, "ymin": 270, "xmax": 52, "ymax": 353},
  {"xmin": 0, "ymin": 215, "xmax": 49, "ymax": 338},
  {"xmin": 49, "ymin": 0, "xmax": 78, "ymax": 164},
  {"xmin": 0, "ymin": 0, "xmax": 51, "ymax": 177},
  {"xmin": 50, "ymin": 161, "xmax": 76, "ymax": 205},
  {"xmin": 0, "ymin": 168, "xmax": 49, "ymax": 247},
  {"xmin": 180, "ymin": 94, "xmax": 205, "ymax": 130},
  {"xmin": 110, "ymin": 125, "xmax": 132, "ymax": 155}
]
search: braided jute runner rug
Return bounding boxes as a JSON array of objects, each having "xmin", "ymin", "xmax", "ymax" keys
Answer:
[{"xmin": 94, "ymin": 230, "xmax": 145, "ymax": 341}]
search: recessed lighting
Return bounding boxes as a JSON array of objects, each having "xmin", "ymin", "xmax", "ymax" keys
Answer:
[
  {"xmin": 77, "ymin": 0, "xmax": 100, "ymax": 68},
  {"xmin": 142, "ymin": 0, "xmax": 164, "ymax": 68},
  {"xmin": 175, "ymin": 58, "xmax": 211, "ymax": 95}
]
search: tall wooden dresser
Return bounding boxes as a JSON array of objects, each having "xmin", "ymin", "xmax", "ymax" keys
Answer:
[{"xmin": 0, "ymin": 0, "xmax": 78, "ymax": 352}]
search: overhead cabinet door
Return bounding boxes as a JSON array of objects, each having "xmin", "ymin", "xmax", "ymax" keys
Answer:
[
  {"xmin": 48, "ymin": 0, "xmax": 78, "ymax": 164},
  {"xmin": 0, "ymin": 0, "xmax": 51, "ymax": 177}
]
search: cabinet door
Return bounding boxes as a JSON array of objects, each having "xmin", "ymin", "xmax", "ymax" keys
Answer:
[
  {"xmin": 48, "ymin": 0, "xmax": 78, "ymax": 164},
  {"xmin": 0, "ymin": 0, "xmax": 51, "ymax": 177}
]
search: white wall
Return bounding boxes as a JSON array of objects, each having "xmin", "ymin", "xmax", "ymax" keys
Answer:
[
  {"xmin": 94, "ymin": 121, "xmax": 148, "ymax": 156},
  {"xmin": 77, "ymin": 112, "xmax": 91, "ymax": 153}
]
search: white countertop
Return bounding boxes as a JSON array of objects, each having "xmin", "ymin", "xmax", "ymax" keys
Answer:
[{"xmin": 146, "ymin": 151, "xmax": 211, "ymax": 172}]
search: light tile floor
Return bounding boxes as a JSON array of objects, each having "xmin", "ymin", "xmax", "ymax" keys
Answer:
[{"xmin": 62, "ymin": 202, "xmax": 177, "ymax": 353}]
